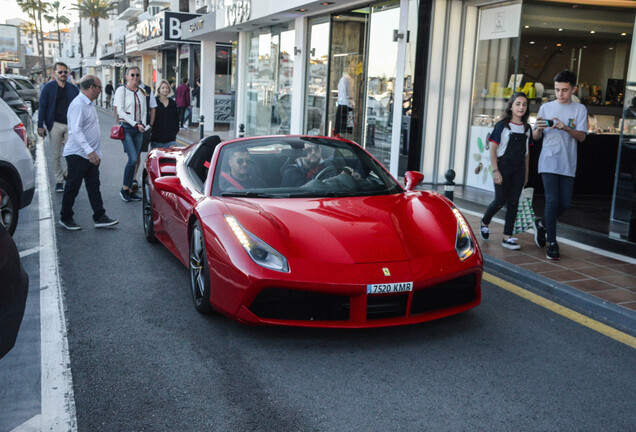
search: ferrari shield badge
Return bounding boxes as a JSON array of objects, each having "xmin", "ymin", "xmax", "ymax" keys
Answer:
[{"xmin": 382, "ymin": 268, "xmax": 391, "ymax": 277}]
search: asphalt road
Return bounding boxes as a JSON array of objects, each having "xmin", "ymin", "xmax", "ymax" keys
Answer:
[{"xmin": 3, "ymin": 108, "xmax": 635, "ymax": 431}]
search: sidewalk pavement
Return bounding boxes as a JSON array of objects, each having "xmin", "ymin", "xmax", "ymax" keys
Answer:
[
  {"xmin": 142, "ymin": 117, "xmax": 636, "ymax": 337},
  {"xmin": 460, "ymin": 209, "xmax": 636, "ymax": 337}
]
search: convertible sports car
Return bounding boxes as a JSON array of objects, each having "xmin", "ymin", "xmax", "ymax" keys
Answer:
[{"xmin": 143, "ymin": 135, "xmax": 482, "ymax": 328}]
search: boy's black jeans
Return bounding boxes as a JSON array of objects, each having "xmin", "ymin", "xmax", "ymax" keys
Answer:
[{"xmin": 482, "ymin": 163, "xmax": 525, "ymax": 236}]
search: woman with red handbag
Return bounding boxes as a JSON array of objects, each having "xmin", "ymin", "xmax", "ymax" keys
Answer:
[{"xmin": 112, "ymin": 67, "xmax": 149, "ymax": 202}]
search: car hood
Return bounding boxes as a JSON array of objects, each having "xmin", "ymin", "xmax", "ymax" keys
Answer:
[{"xmin": 222, "ymin": 192, "xmax": 458, "ymax": 265}]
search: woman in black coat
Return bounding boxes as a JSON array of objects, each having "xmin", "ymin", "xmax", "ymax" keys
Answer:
[{"xmin": 150, "ymin": 79, "xmax": 180, "ymax": 148}]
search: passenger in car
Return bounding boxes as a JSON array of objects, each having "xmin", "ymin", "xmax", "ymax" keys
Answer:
[
  {"xmin": 280, "ymin": 144, "xmax": 336, "ymax": 187},
  {"xmin": 219, "ymin": 148, "xmax": 263, "ymax": 190}
]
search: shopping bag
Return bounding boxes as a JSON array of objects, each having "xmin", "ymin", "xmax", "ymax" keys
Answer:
[
  {"xmin": 513, "ymin": 187, "xmax": 536, "ymax": 235},
  {"xmin": 110, "ymin": 124, "xmax": 124, "ymax": 140}
]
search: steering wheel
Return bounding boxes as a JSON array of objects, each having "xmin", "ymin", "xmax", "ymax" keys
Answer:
[{"xmin": 314, "ymin": 165, "xmax": 340, "ymax": 181}]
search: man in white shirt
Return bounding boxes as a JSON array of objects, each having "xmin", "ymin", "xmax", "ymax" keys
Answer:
[{"xmin": 59, "ymin": 75, "xmax": 118, "ymax": 230}]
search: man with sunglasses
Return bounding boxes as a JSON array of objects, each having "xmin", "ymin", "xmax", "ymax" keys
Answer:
[
  {"xmin": 219, "ymin": 148, "xmax": 262, "ymax": 190},
  {"xmin": 37, "ymin": 62, "xmax": 80, "ymax": 193}
]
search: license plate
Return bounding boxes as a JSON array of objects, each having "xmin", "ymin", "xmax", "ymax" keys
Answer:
[{"xmin": 367, "ymin": 282, "xmax": 413, "ymax": 294}]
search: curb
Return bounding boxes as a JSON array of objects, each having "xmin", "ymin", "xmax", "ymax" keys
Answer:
[{"xmin": 484, "ymin": 254, "xmax": 636, "ymax": 338}]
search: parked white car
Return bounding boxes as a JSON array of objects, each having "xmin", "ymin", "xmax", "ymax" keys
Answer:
[{"xmin": 0, "ymin": 97, "xmax": 35, "ymax": 235}]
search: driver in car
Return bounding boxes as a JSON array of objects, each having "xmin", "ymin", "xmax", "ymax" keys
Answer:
[
  {"xmin": 219, "ymin": 148, "xmax": 262, "ymax": 190},
  {"xmin": 280, "ymin": 144, "xmax": 337, "ymax": 187}
]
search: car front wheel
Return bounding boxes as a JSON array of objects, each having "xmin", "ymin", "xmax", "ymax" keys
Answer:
[
  {"xmin": 189, "ymin": 221, "xmax": 214, "ymax": 314},
  {"xmin": 0, "ymin": 178, "xmax": 18, "ymax": 235}
]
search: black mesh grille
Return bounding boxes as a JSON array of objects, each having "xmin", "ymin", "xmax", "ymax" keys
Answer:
[
  {"xmin": 367, "ymin": 293, "xmax": 409, "ymax": 320},
  {"xmin": 249, "ymin": 288, "xmax": 350, "ymax": 321},
  {"xmin": 411, "ymin": 274, "xmax": 477, "ymax": 315}
]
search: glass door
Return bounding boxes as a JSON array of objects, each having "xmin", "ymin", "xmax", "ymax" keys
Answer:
[
  {"xmin": 364, "ymin": 2, "xmax": 400, "ymax": 168},
  {"xmin": 304, "ymin": 18, "xmax": 330, "ymax": 135},
  {"xmin": 327, "ymin": 10, "xmax": 369, "ymax": 143}
]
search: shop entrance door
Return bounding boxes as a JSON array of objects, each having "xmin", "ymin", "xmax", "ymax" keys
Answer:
[
  {"xmin": 327, "ymin": 10, "xmax": 369, "ymax": 144},
  {"xmin": 364, "ymin": 2, "xmax": 401, "ymax": 168}
]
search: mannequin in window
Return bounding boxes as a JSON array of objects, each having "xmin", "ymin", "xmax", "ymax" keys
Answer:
[{"xmin": 335, "ymin": 64, "xmax": 354, "ymax": 136}]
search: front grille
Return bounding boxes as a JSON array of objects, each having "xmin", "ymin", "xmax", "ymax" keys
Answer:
[
  {"xmin": 367, "ymin": 293, "xmax": 409, "ymax": 320},
  {"xmin": 249, "ymin": 288, "xmax": 350, "ymax": 321},
  {"xmin": 410, "ymin": 274, "xmax": 477, "ymax": 315}
]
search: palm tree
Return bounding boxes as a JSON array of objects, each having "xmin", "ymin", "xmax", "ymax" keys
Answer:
[
  {"xmin": 76, "ymin": 0, "xmax": 115, "ymax": 57},
  {"xmin": 70, "ymin": 0, "xmax": 84, "ymax": 58},
  {"xmin": 17, "ymin": 0, "xmax": 50, "ymax": 78},
  {"xmin": 44, "ymin": 1, "xmax": 71, "ymax": 57}
]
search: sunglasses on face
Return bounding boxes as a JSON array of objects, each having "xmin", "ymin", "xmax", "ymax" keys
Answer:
[
  {"xmin": 306, "ymin": 147, "xmax": 320, "ymax": 153},
  {"xmin": 234, "ymin": 158, "xmax": 250, "ymax": 165},
  {"xmin": 57, "ymin": 70, "xmax": 68, "ymax": 75},
  {"xmin": 129, "ymin": 73, "xmax": 140, "ymax": 77}
]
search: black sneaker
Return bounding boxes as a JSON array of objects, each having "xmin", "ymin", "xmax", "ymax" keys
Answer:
[
  {"xmin": 55, "ymin": 183, "xmax": 64, "ymax": 193},
  {"xmin": 534, "ymin": 218, "xmax": 546, "ymax": 248},
  {"xmin": 120, "ymin": 188, "xmax": 132, "ymax": 202},
  {"xmin": 132, "ymin": 180, "xmax": 139, "ymax": 191},
  {"xmin": 59, "ymin": 218, "xmax": 81, "ymax": 230},
  {"xmin": 502, "ymin": 237, "xmax": 521, "ymax": 250},
  {"xmin": 128, "ymin": 191, "xmax": 142, "ymax": 201},
  {"xmin": 546, "ymin": 242, "xmax": 560, "ymax": 260},
  {"xmin": 479, "ymin": 223, "xmax": 490, "ymax": 241},
  {"xmin": 94, "ymin": 214, "xmax": 119, "ymax": 228}
]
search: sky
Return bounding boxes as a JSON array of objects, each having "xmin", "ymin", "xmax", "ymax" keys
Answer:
[{"xmin": 1, "ymin": 0, "xmax": 78, "ymax": 31}]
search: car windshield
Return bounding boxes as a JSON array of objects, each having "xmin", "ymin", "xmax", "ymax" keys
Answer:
[
  {"xmin": 12, "ymin": 78, "xmax": 35, "ymax": 90},
  {"xmin": 0, "ymin": 80, "xmax": 21, "ymax": 103},
  {"xmin": 210, "ymin": 137, "xmax": 402, "ymax": 198}
]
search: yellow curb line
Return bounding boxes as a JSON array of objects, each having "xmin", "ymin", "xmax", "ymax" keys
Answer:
[{"xmin": 483, "ymin": 272, "xmax": 636, "ymax": 349}]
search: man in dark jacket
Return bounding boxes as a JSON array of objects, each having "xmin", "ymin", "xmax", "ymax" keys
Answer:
[
  {"xmin": 37, "ymin": 62, "xmax": 80, "ymax": 192},
  {"xmin": 104, "ymin": 80, "xmax": 114, "ymax": 108},
  {"xmin": 175, "ymin": 77, "xmax": 190, "ymax": 128}
]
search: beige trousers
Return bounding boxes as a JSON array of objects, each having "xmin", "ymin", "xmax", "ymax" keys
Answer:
[{"xmin": 50, "ymin": 122, "xmax": 69, "ymax": 183}]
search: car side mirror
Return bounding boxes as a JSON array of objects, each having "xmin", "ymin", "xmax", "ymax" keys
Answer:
[
  {"xmin": 404, "ymin": 171, "xmax": 424, "ymax": 191},
  {"xmin": 154, "ymin": 176, "xmax": 183, "ymax": 195}
]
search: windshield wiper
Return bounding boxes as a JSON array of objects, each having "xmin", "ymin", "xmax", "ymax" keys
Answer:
[{"xmin": 221, "ymin": 191, "xmax": 277, "ymax": 198}]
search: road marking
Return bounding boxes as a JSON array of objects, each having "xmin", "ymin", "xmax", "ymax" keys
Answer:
[
  {"xmin": 19, "ymin": 245, "xmax": 41, "ymax": 258},
  {"xmin": 36, "ymin": 141, "xmax": 78, "ymax": 431},
  {"xmin": 484, "ymin": 272, "xmax": 636, "ymax": 349},
  {"xmin": 10, "ymin": 414, "xmax": 41, "ymax": 432}
]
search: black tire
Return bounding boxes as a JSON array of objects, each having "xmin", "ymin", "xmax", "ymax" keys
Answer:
[
  {"xmin": 142, "ymin": 175, "xmax": 158, "ymax": 243},
  {"xmin": 0, "ymin": 178, "xmax": 19, "ymax": 236},
  {"xmin": 189, "ymin": 221, "xmax": 214, "ymax": 314}
]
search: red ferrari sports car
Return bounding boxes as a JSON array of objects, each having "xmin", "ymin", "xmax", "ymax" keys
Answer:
[{"xmin": 143, "ymin": 135, "xmax": 482, "ymax": 328}]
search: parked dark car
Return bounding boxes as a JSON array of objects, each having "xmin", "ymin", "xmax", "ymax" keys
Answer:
[
  {"xmin": 0, "ymin": 78, "xmax": 36, "ymax": 157},
  {"xmin": 2, "ymin": 74, "xmax": 39, "ymax": 111}
]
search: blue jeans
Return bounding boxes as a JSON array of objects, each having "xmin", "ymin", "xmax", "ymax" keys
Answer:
[
  {"xmin": 121, "ymin": 123, "xmax": 143, "ymax": 188},
  {"xmin": 150, "ymin": 141, "xmax": 177, "ymax": 150},
  {"xmin": 541, "ymin": 173, "xmax": 575, "ymax": 243}
]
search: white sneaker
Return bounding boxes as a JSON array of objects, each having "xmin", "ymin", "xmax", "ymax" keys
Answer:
[{"xmin": 502, "ymin": 237, "xmax": 521, "ymax": 250}]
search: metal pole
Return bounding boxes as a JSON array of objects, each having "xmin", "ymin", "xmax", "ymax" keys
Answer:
[
  {"xmin": 444, "ymin": 169, "xmax": 456, "ymax": 202},
  {"xmin": 238, "ymin": 123, "xmax": 245, "ymax": 138},
  {"xmin": 199, "ymin": 115, "xmax": 205, "ymax": 140}
]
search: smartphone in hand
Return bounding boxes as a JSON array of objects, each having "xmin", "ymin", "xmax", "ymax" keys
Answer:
[{"xmin": 544, "ymin": 119, "xmax": 554, "ymax": 127}]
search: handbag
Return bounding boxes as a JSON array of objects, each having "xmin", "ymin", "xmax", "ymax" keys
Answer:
[
  {"xmin": 513, "ymin": 187, "xmax": 536, "ymax": 235},
  {"xmin": 110, "ymin": 123, "xmax": 124, "ymax": 140}
]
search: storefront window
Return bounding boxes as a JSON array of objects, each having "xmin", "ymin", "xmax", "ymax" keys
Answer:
[
  {"xmin": 304, "ymin": 18, "xmax": 330, "ymax": 136},
  {"xmin": 215, "ymin": 44, "xmax": 233, "ymax": 129},
  {"xmin": 364, "ymin": 2, "xmax": 401, "ymax": 168},
  {"xmin": 466, "ymin": 3, "xmax": 521, "ymax": 192},
  {"xmin": 245, "ymin": 24, "xmax": 294, "ymax": 136}
]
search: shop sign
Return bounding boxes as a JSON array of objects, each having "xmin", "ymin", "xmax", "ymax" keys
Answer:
[
  {"xmin": 136, "ymin": 15, "xmax": 163, "ymax": 44},
  {"xmin": 189, "ymin": 19, "xmax": 205, "ymax": 33},
  {"xmin": 479, "ymin": 4, "xmax": 521, "ymax": 41},
  {"xmin": 225, "ymin": 0, "xmax": 251, "ymax": 27},
  {"xmin": 165, "ymin": 12, "xmax": 201, "ymax": 43}
]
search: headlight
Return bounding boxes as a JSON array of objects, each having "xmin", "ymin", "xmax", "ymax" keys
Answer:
[
  {"xmin": 452, "ymin": 208, "xmax": 475, "ymax": 261},
  {"xmin": 225, "ymin": 215, "xmax": 289, "ymax": 272}
]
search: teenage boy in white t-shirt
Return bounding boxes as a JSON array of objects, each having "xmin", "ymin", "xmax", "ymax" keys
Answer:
[{"xmin": 532, "ymin": 70, "xmax": 587, "ymax": 260}]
